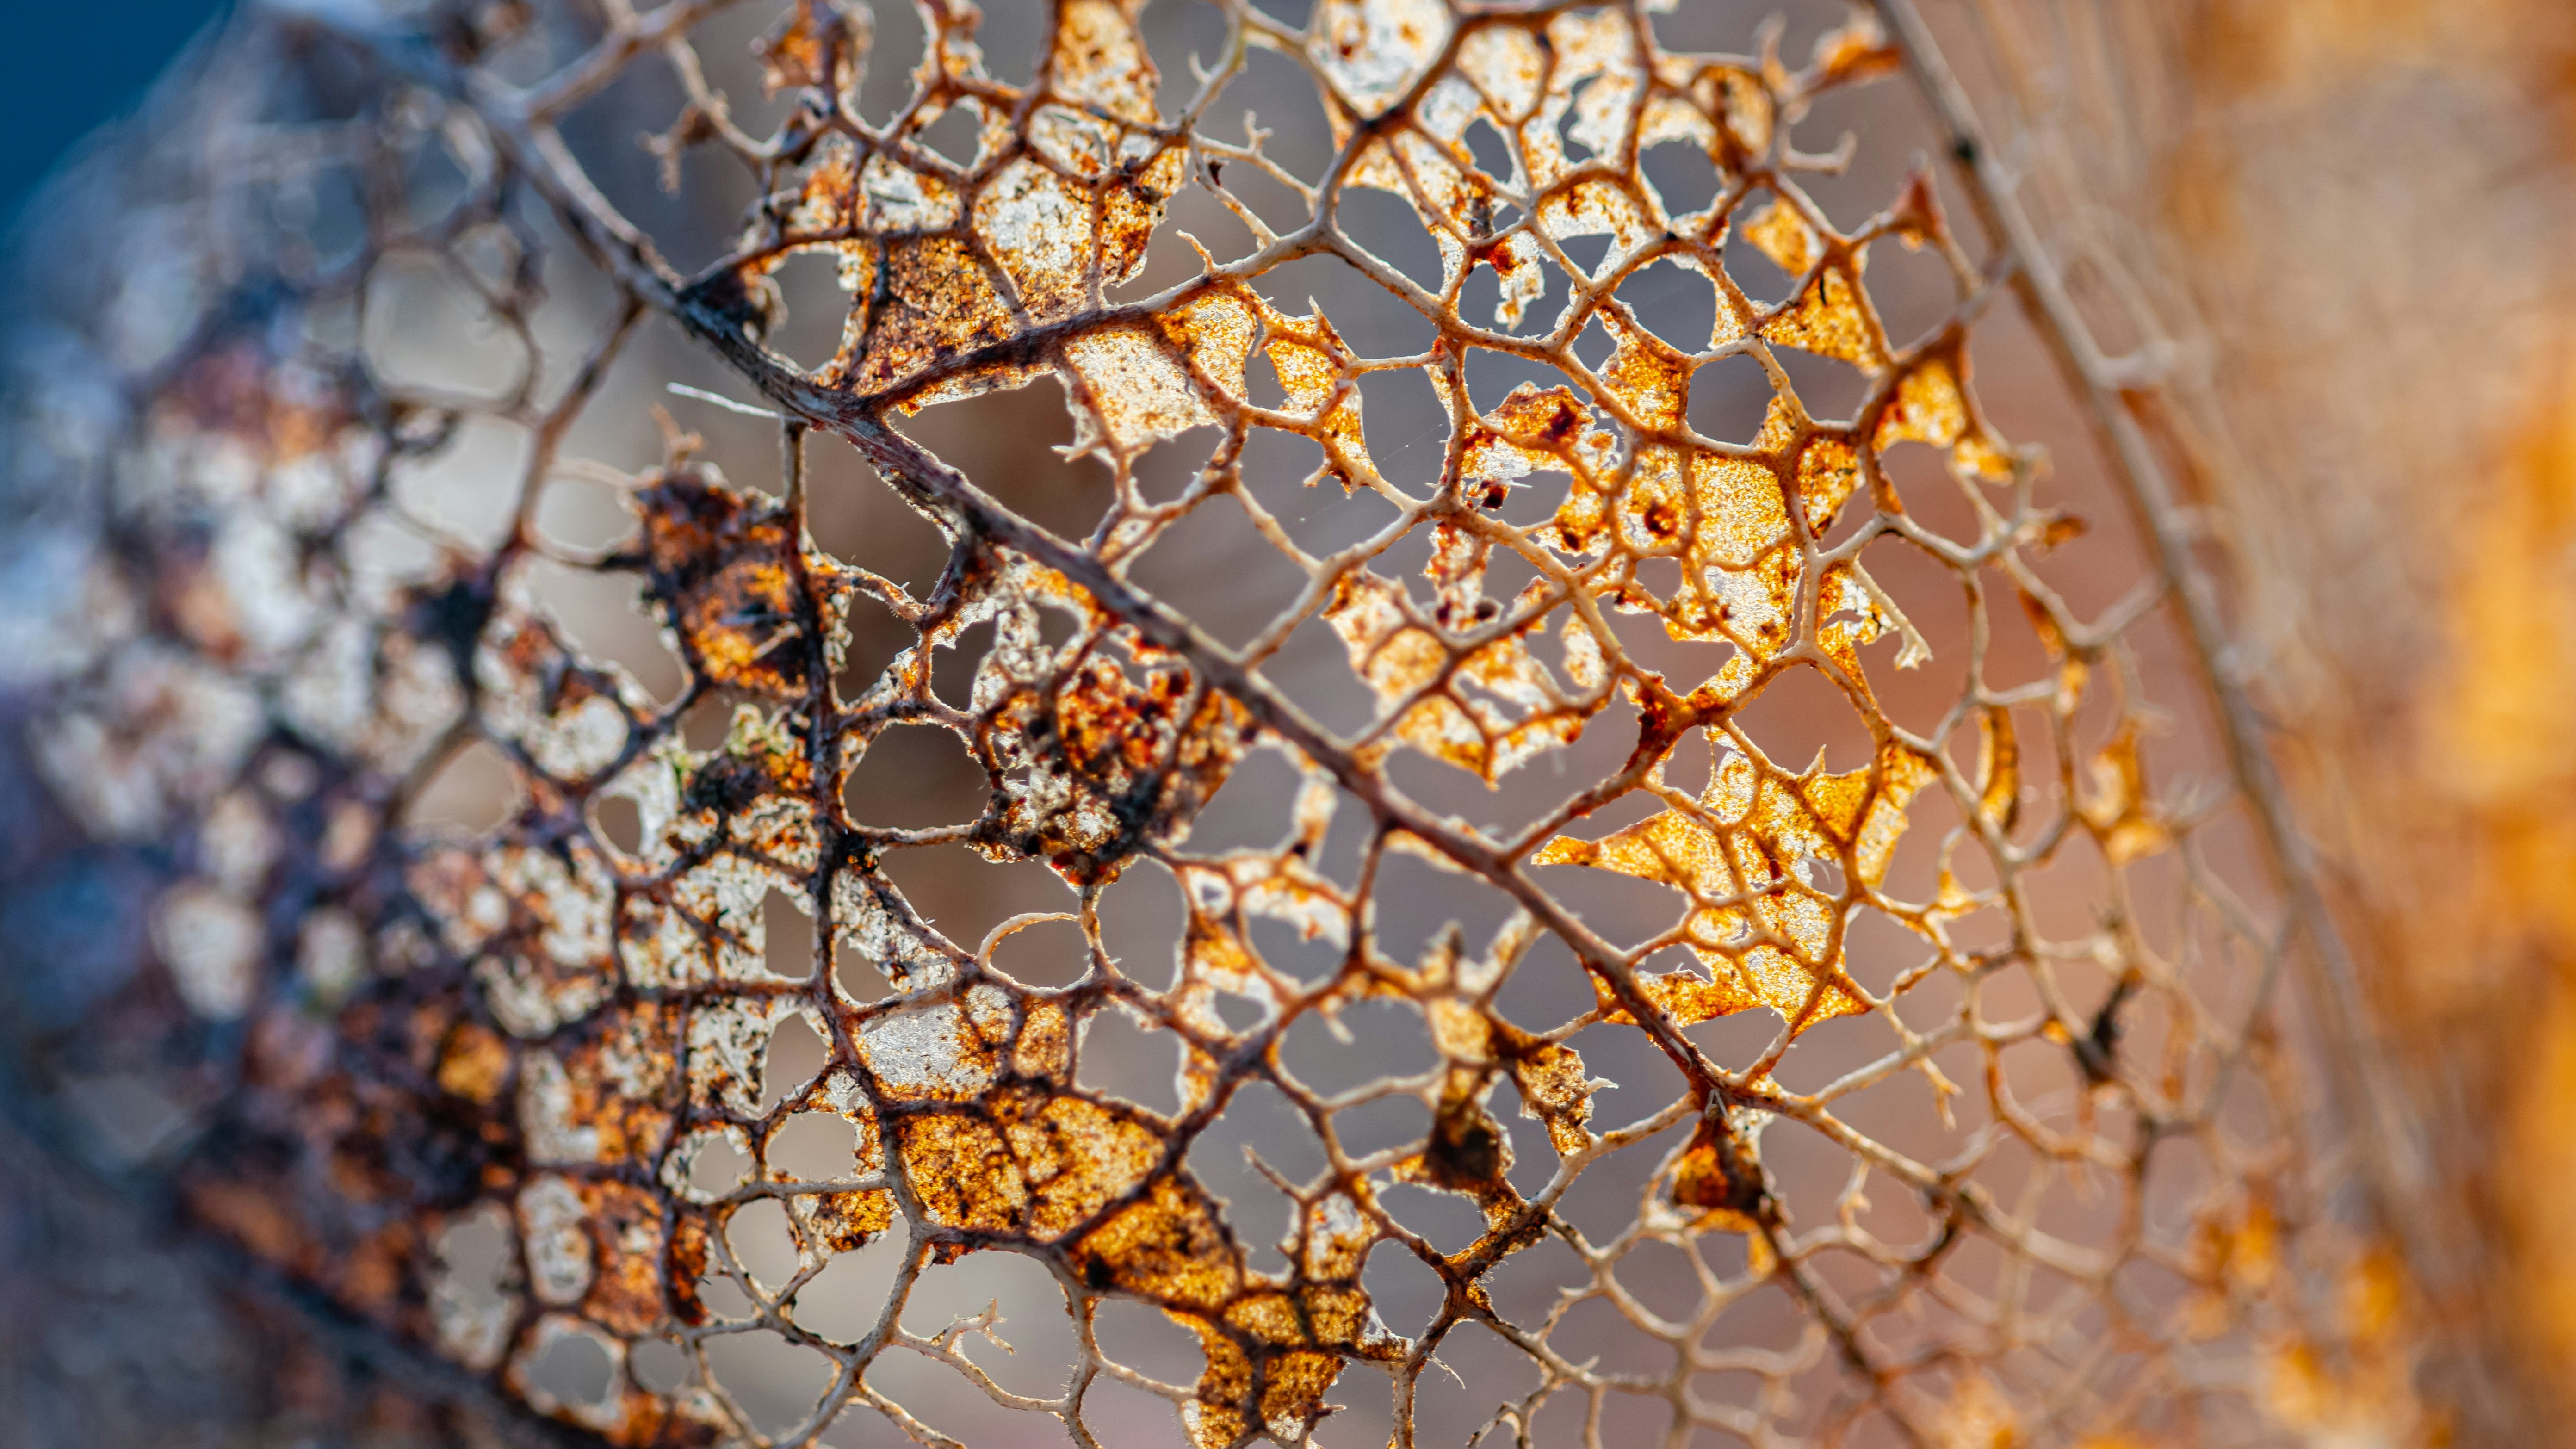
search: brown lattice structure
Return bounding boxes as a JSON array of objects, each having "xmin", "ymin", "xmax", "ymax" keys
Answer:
[{"xmin": 0, "ymin": 0, "xmax": 2446, "ymax": 1445}]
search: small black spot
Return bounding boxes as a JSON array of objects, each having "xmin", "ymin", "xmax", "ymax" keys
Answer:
[{"xmin": 410, "ymin": 572, "xmax": 497, "ymax": 683}]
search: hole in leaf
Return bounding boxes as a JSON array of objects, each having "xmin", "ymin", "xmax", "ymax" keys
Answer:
[
  {"xmin": 526, "ymin": 1323, "xmax": 618, "ymax": 1410},
  {"xmin": 844, "ymin": 722, "xmax": 985, "ymax": 830},
  {"xmin": 760, "ymin": 1011, "xmax": 829, "ymax": 1112},
  {"xmin": 913, "ymin": 104, "xmax": 984, "ymax": 167},
  {"xmin": 763, "ymin": 889, "xmax": 816, "ymax": 983},
  {"xmin": 406, "ymin": 739, "xmax": 523, "ymax": 835},
  {"xmin": 587, "ymin": 791, "xmax": 643, "ymax": 855}
]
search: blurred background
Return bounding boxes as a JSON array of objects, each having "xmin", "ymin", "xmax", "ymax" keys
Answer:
[
  {"xmin": 0, "ymin": 3, "xmax": 218, "ymax": 223},
  {"xmin": 7, "ymin": 0, "xmax": 2576, "ymax": 1445}
]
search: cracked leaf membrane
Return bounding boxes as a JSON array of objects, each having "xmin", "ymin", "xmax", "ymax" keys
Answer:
[{"xmin": 0, "ymin": 1, "xmax": 2424, "ymax": 1447}]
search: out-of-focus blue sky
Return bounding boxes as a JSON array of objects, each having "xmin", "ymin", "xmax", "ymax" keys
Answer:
[{"xmin": 1, "ymin": 2, "xmax": 224, "ymax": 222}]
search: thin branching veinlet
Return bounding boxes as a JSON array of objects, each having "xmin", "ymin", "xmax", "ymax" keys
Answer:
[{"xmin": 0, "ymin": 0, "xmax": 2441, "ymax": 1445}]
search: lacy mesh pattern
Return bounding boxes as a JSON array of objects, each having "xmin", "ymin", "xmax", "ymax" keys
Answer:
[{"xmin": 0, "ymin": 0, "xmax": 2424, "ymax": 1445}]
